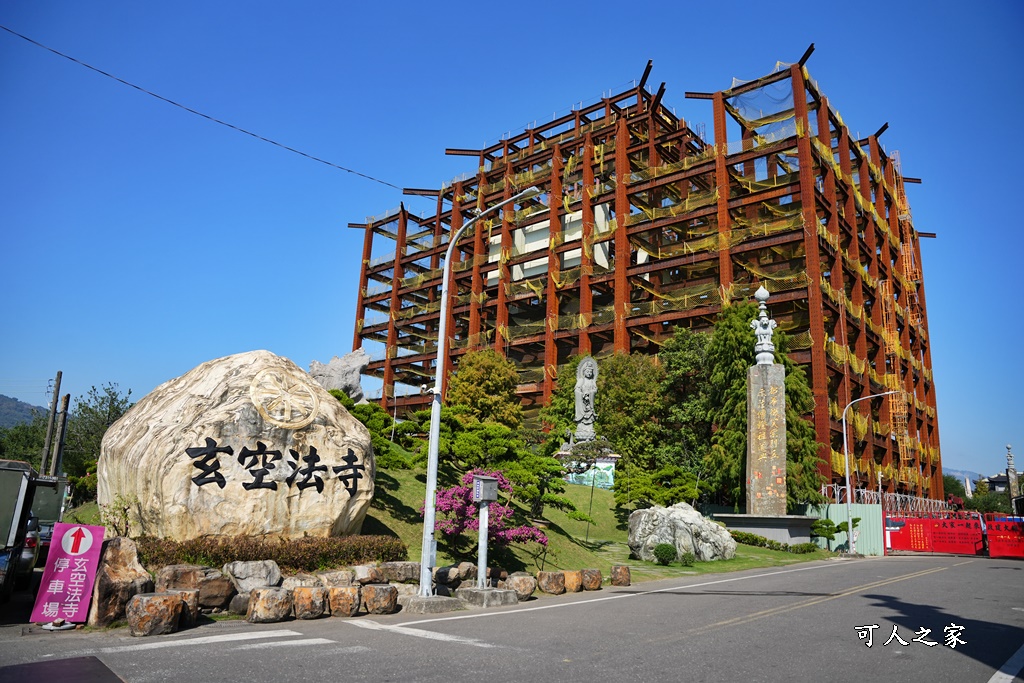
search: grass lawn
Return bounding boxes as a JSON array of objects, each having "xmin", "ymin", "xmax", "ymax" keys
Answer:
[
  {"xmin": 362, "ymin": 466, "xmax": 832, "ymax": 582},
  {"xmin": 65, "ymin": 465, "xmax": 831, "ymax": 582}
]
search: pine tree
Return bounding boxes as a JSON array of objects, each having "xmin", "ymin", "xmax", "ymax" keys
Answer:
[{"xmin": 445, "ymin": 349, "xmax": 522, "ymax": 429}]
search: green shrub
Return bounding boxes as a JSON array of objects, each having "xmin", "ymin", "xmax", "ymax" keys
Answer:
[
  {"xmin": 810, "ymin": 519, "xmax": 836, "ymax": 541},
  {"xmin": 679, "ymin": 551, "xmax": 696, "ymax": 567},
  {"xmin": 789, "ymin": 543, "xmax": 819, "ymax": 554},
  {"xmin": 653, "ymin": 543, "xmax": 677, "ymax": 565},
  {"xmin": 729, "ymin": 530, "xmax": 817, "ymax": 554},
  {"xmin": 135, "ymin": 535, "xmax": 407, "ymax": 573}
]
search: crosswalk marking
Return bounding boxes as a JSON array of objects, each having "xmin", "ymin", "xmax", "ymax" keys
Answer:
[
  {"xmin": 345, "ymin": 620, "xmax": 496, "ymax": 648},
  {"xmin": 45, "ymin": 629, "xmax": 304, "ymax": 657},
  {"xmin": 233, "ymin": 638, "xmax": 346, "ymax": 651}
]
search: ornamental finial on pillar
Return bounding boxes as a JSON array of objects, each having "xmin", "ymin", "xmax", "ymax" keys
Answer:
[{"xmin": 750, "ymin": 285, "xmax": 778, "ymax": 366}]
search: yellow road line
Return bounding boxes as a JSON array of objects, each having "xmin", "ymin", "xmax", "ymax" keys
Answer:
[{"xmin": 686, "ymin": 565, "xmax": 949, "ymax": 636}]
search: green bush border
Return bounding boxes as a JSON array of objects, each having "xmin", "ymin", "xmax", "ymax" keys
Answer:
[
  {"xmin": 136, "ymin": 535, "xmax": 407, "ymax": 573},
  {"xmin": 729, "ymin": 530, "xmax": 819, "ymax": 555}
]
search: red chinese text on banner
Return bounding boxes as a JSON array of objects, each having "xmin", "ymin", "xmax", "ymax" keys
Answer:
[{"xmin": 29, "ymin": 523, "xmax": 106, "ymax": 623}]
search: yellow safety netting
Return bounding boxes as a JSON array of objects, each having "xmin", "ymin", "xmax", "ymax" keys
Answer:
[
  {"xmin": 824, "ymin": 339, "xmax": 866, "ymax": 376},
  {"xmin": 625, "ymin": 188, "xmax": 719, "ymax": 226},
  {"xmin": 734, "ymin": 259, "xmax": 811, "ymax": 295},
  {"xmin": 730, "ymin": 212, "xmax": 806, "ymax": 247},
  {"xmin": 629, "ymin": 279, "xmax": 724, "ymax": 315},
  {"xmin": 506, "ymin": 277, "xmax": 546, "ymax": 299},
  {"xmin": 729, "ymin": 170, "xmax": 800, "ymax": 194},
  {"xmin": 628, "ymin": 146, "xmax": 718, "ymax": 183},
  {"xmin": 399, "ymin": 267, "xmax": 444, "ymax": 289}
]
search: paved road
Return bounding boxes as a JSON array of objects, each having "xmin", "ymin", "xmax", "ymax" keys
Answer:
[{"xmin": 1, "ymin": 555, "xmax": 1022, "ymax": 682}]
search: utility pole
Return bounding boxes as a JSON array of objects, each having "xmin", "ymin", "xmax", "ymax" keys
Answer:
[
  {"xmin": 40, "ymin": 371, "xmax": 62, "ymax": 475},
  {"xmin": 50, "ymin": 394, "xmax": 71, "ymax": 477}
]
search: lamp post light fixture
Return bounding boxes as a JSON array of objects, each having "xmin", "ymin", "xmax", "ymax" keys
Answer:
[
  {"xmin": 841, "ymin": 389, "xmax": 899, "ymax": 555},
  {"xmin": 418, "ymin": 185, "xmax": 543, "ymax": 597}
]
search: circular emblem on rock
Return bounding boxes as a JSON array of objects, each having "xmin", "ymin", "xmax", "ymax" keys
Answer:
[{"xmin": 249, "ymin": 369, "xmax": 320, "ymax": 429}]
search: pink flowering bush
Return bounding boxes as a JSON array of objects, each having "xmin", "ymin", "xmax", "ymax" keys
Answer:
[{"xmin": 429, "ymin": 469, "xmax": 548, "ymax": 551}]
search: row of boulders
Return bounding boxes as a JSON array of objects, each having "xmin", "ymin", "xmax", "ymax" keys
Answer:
[
  {"xmin": 82, "ymin": 537, "xmax": 634, "ymax": 637},
  {"xmin": 125, "ymin": 581, "xmax": 402, "ymax": 637}
]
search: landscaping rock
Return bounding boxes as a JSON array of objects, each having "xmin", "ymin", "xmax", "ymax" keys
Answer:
[
  {"xmin": 581, "ymin": 569, "xmax": 602, "ymax": 591},
  {"xmin": 504, "ymin": 572, "xmax": 537, "ymax": 601},
  {"xmin": 224, "ymin": 560, "xmax": 282, "ymax": 594},
  {"xmin": 328, "ymin": 586, "xmax": 361, "ymax": 617},
  {"xmin": 379, "ymin": 561, "xmax": 420, "ymax": 584},
  {"xmin": 228, "ymin": 593, "xmax": 249, "ymax": 615},
  {"xmin": 537, "ymin": 571, "xmax": 565, "ymax": 595},
  {"xmin": 352, "ymin": 565, "xmax": 385, "ymax": 585},
  {"xmin": 628, "ymin": 502, "xmax": 737, "ymax": 562},
  {"xmin": 563, "ymin": 570, "xmax": 583, "ymax": 593},
  {"xmin": 433, "ymin": 565, "xmax": 463, "ymax": 589},
  {"xmin": 361, "ymin": 584, "xmax": 398, "ymax": 614},
  {"xmin": 309, "ymin": 348, "xmax": 371, "ymax": 403},
  {"xmin": 316, "ymin": 569, "xmax": 355, "ymax": 587},
  {"xmin": 247, "ymin": 587, "xmax": 293, "ymax": 623},
  {"xmin": 393, "ymin": 583, "xmax": 420, "ymax": 597},
  {"xmin": 170, "ymin": 589, "xmax": 200, "ymax": 629},
  {"xmin": 126, "ymin": 593, "xmax": 183, "ymax": 637},
  {"xmin": 281, "ymin": 574, "xmax": 323, "ymax": 590},
  {"xmin": 292, "ymin": 586, "xmax": 328, "ymax": 619},
  {"xmin": 87, "ymin": 537, "xmax": 154, "ymax": 628},
  {"xmin": 155, "ymin": 564, "xmax": 235, "ymax": 609},
  {"xmin": 611, "ymin": 565, "xmax": 631, "ymax": 586},
  {"xmin": 97, "ymin": 350, "xmax": 375, "ymax": 541}
]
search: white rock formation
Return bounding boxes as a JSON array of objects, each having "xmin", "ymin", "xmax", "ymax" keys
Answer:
[
  {"xmin": 628, "ymin": 502, "xmax": 737, "ymax": 562},
  {"xmin": 97, "ymin": 350, "xmax": 374, "ymax": 541},
  {"xmin": 309, "ymin": 348, "xmax": 371, "ymax": 403}
]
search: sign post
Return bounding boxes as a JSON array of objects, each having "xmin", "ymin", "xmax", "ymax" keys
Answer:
[
  {"xmin": 472, "ymin": 475, "xmax": 498, "ymax": 589},
  {"xmin": 30, "ymin": 523, "xmax": 105, "ymax": 624}
]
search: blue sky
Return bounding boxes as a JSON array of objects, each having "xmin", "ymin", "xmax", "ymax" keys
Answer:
[{"xmin": 1, "ymin": 2, "xmax": 1021, "ymax": 479}]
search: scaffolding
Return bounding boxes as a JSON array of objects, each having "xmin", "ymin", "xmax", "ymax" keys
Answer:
[{"xmin": 349, "ymin": 59, "xmax": 942, "ymax": 498}]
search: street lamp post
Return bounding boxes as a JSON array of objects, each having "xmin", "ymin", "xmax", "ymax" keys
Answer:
[
  {"xmin": 418, "ymin": 186, "xmax": 542, "ymax": 597},
  {"xmin": 841, "ymin": 390, "xmax": 899, "ymax": 554}
]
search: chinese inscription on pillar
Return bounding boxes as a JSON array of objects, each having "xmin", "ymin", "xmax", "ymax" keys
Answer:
[{"xmin": 746, "ymin": 287, "xmax": 787, "ymax": 516}]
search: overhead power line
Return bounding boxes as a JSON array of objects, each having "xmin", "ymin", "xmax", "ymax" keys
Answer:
[{"xmin": 0, "ymin": 24, "xmax": 401, "ymax": 190}]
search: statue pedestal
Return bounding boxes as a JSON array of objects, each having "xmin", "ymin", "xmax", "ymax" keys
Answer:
[{"xmin": 716, "ymin": 514, "xmax": 816, "ymax": 545}]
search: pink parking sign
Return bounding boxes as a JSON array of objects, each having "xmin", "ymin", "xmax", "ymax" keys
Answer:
[{"xmin": 30, "ymin": 523, "xmax": 106, "ymax": 623}]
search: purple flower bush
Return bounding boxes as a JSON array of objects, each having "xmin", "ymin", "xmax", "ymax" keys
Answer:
[{"xmin": 429, "ymin": 469, "xmax": 548, "ymax": 549}]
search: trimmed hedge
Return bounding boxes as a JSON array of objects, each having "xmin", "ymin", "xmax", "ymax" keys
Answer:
[
  {"xmin": 135, "ymin": 535, "xmax": 408, "ymax": 573},
  {"xmin": 729, "ymin": 530, "xmax": 820, "ymax": 555}
]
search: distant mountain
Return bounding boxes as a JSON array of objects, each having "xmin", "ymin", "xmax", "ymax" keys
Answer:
[
  {"xmin": 944, "ymin": 468, "xmax": 984, "ymax": 486},
  {"xmin": 0, "ymin": 394, "xmax": 46, "ymax": 428}
]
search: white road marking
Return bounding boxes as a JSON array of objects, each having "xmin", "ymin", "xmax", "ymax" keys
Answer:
[
  {"xmin": 345, "ymin": 620, "xmax": 496, "ymax": 648},
  {"xmin": 44, "ymin": 629, "xmax": 304, "ymax": 657},
  {"xmin": 232, "ymin": 638, "xmax": 340, "ymax": 650},
  {"xmin": 406, "ymin": 560, "xmax": 856, "ymax": 626},
  {"xmin": 989, "ymin": 641, "xmax": 1024, "ymax": 683}
]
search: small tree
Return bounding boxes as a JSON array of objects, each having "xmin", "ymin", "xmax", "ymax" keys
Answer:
[
  {"xmin": 63, "ymin": 383, "xmax": 133, "ymax": 479},
  {"xmin": 445, "ymin": 349, "xmax": 522, "ymax": 429}
]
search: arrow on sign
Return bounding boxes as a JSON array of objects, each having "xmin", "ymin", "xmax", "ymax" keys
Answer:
[{"xmin": 69, "ymin": 527, "xmax": 87, "ymax": 554}]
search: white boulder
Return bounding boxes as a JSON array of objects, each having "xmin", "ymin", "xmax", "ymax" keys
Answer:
[
  {"xmin": 97, "ymin": 350, "xmax": 374, "ymax": 541},
  {"xmin": 628, "ymin": 502, "xmax": 736, "ymax": 562}
]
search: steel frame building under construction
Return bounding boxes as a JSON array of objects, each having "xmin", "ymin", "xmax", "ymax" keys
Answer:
[{"xmin": 349, "ymin": 55, "xmax": 942, "ymax": 498}]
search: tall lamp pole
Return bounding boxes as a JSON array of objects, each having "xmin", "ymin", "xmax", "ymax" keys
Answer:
[
  {"xmin": 418, "ymin": 185, "xmax": 542, "ymax": 597},
  {"xmin": 842, "ymin": 390, "xmax": 899, "ymax": 554}
]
